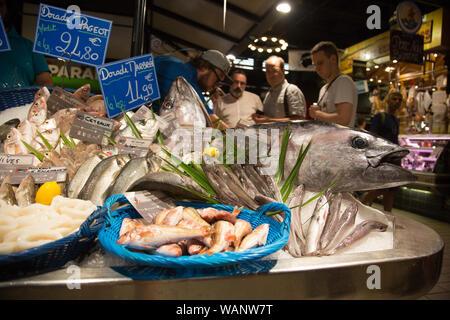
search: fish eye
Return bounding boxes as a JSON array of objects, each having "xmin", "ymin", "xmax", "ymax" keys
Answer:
[{"xmin": 351, "ymin": 136, "xmax": 368, "ymax": 149}]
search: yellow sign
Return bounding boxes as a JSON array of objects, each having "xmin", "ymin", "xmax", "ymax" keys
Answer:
[{"xmin": 418, "ymin": 20, "xmax": 433, "ymax": 44}]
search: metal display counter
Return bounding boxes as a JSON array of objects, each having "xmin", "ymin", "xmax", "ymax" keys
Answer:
[{"xmin": 0, "ymin": 214, "xmax": 443, "ymax": 300}]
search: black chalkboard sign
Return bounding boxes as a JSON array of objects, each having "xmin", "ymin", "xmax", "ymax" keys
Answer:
[{"xmin": 390, "ymin": 30, "xmax": 424, "ymax": 65}]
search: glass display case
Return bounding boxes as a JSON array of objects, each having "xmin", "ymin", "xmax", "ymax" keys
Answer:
[{"xmin": 399, "ymin": 134, "xmax": 450, "ymax": 173}]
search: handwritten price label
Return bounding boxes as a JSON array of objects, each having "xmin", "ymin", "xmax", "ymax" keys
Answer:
[
  {"xmin": 33, "ymin": 3, "xmax": 112, "ymax": 67},
  {"xmin": 0, "ymin": 16, "xmax": 11, "ymax": 52},
  {"xmin": 97, "ymin": 53, "xmax": 161, "ymax": 118}
]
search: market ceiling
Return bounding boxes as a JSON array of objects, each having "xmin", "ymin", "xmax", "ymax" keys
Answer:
[{"xmin": 23, "ymin": 0, "xmax": 449, "ymax": 60}]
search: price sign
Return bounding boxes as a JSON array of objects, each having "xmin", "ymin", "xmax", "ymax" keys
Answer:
[
  {"xmin": 0, "ymin": 16, "xmax": 11, "ymax": 52},
  {"xmin": 69, "ymin": 111, "xmax": 115, "ymax": 145},
  {"xmin": 96, "ymin": 53, "xmax": 161, "ymax": 118},
  {"xmin": 33, "ymin": 3, "xmax": 112, "ymax": 67}
]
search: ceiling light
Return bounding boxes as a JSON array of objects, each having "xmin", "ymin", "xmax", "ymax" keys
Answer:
[
  {"xmin": 271, "ymin": 37, "xmax": 278, "ymax": 42},
  {"xmin": 251, "ymin": 36, "xmax": 288, "ymax": 54},
  {"xmin": 374, "ymin": 65, "xmax": 379, "ymax": 69},
  {"xmin": 392, "ymin": 59, "xmax": 398, "ymax": 63},
  {"xmin": 258, "ymin": 48, "xmax": 263, "ymax": 53},
  {"xmin": 275, "ymin": 48, "xmax": 281, "ymax": 52},
  {"xmin": 370, "ymin": 78, "xmax": 374, "ymax": 82},
  {"xmin": 366, "ymin": 67, "xmax": 370, "ymax": 71},
  {"xmin": 226, "ymin": 54, "xmax": 236, "ymax": 61},
  {"xmin": 276, "ymin": 2, "xmax": 291, "ymax": 13},
  {"xmin": 267, "ymin": 49, "xmax": 273, "ymax": 53},
  {"xmin": 378, "ymin": 79, "xmax": 382, "ymax": 83},
  {"xmin": 261, "ymin": 36, "xmax": 267, "ymax": 42}
]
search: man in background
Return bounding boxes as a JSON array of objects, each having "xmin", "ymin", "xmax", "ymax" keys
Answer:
[
  {"xmin": 309, "ymin": 41, "xmax": 357, "ymax": 127},
  {"xmin": 252, "ymin": 55, "xmax": 307, "ymax": 123},
  {"xmin": 214, "ymin": 69, "xmax": 263, "ymax": 128}
]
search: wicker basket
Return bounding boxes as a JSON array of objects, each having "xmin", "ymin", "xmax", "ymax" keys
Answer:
[
  {"xmin": 0, "ymin": 206, "xmax": 106, "ymax": 280},
  {"xmin": 98, "ymin": 194, "xmax": 291, "ymax": 268}
]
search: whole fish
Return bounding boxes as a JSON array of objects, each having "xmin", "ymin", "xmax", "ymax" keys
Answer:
[
  {"xmin": 15, "ymin": 175, "xmax": 35, "ymax": 207},
  {"xmin": 73, "ymin": 83, "xmax": 91, "ymax": 102},
  {"xmin": 320, "ymin": 202, "xmax": 358, "ymax": 254},
  {"xmin": 236, "ymin": 224, "xmax": 270, "ymax": 252},
  {"xmin": 107, "ymin": 154, "xmax": 160, "ymax": 198},
  {"xmin": 119, "ymin": 217, "xmax": 145, "ymax": 237},
  {"xmin": 67, "ymin": 153, "xmax": 109, "ymax": 199},
  {"xmin": 201, "ymin": 163, "xmax": 240, "ymax": 207},
  {"xmin": 89, "ymin": 154, "xmax": 131, "ymax": 206},
  {"xmin": 327, "ymin": 220, "xmax": 388, "ymax": 255},
  {"xmin": 0, "ymin": 175, "xmax": 17, "ymax": 206},
  {"xmin": 285, "ymin": 184, "xmax": 306, "ymax": 257},
  {"xmin": 159, "ymin": 76, "xmax": 212, "ymax": 138},
  {"xmin": 197, "ymin": 206, "xmax": 242, "ymax": 224},
  {"xmin": 28, "ymin": 97, "xmax": 47, "ymax": 126},
  {"xmin": 234, "ymin": 219, "xmax": 252, "ymax": 249},
  {"xmin": 319, "ymin": 193, "xmax": 343, "ymax": 250},
  {"xmin": 304, "ymin": 194, "xmax": 330, "ymax": 255},
  {"xmin": 35, "ymin": 128, "xmax": 60, "ymax": 150},
  {"xmin": 0, "ymin": 118, "xmax": 20, "ymax": 142},
  {"xmin": 128, "ymin": 171, "xmax": 210, "ymax": 201},
  {"xmin": 251, "ymin": 121, "xmax": 416, "ymax": 192},
  {"xmin": 77, "ymin": 155, "xmax": 117, "ymax": 201},
  {"xmin": 205, "ymin": 220, "xmax": 235, "ymax": 255},
  {"xmin": 116, "ymin": 224, "xmax": 211, "ymax": 250},
  {"xmin": 3, "ymin": 128, "xmax": 28, "ymax": 155}
]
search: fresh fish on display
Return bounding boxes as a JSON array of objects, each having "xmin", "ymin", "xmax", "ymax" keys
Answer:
[
  {"xmin": 0, "ymin": 118, "xmax": 20, "ymax": 142},
  {"xmin": 159, "ymin": 76, "xmax": 213, "ymax": 137},
  {"xmin": 38, "ymin": 118, "xmax": 58, "ymax": 132},
  {"xmin": 197, "ymin": 206, "xmax": 242, "ymax": 224},
  {"xmin": 181, "ymin": 207, "xmax": 210, "ymax": 228},
  {"xmin": 326, "ymin": 220, "xmax": 388, "ymax": 255},
  {"xmin": 251, "ymin": 121, "xmax": 416, "ymax": 192},
  {"xmin": 285, "ymin": 184, "xmax": 306, "ymax": 257},
  {"xmin": 14, "ymin": 175, "xmax": 36, "ymax": 207},
  {"xmin": 67, "ymin": 153, "xmax": 109, "ymax": 199},
  {"xmin": 0, "ymin": 175, "xmax": 17, "ymax": 206},
  {"xmin": 304, "ymin": 194, "xmax": 330, "ymax": 255},
  {"xmin": 160, "ymin": 206, "xmax": 184, "ymax": 226},
  {"xmin": 107, "ymin": 154, "xmax": 161, "ymax": 198},
  {"xmin": 51, "ymin": 108, "xmax": 77, "ymax": 134},
  {"xmin": 236, "ymin": 224, "xmax": 270, "ymax": 252},
  {"xmin": 320, "ymin": 202, "xmax": 358, "ymax": 254},
  {"xmin": 116, "ymin": 224, "xmax": 211, "ymax": 250},
  {"xmin": 119, "ymin": 217, "xmax": 145, "ymax": 237},
  {"xmin": 127, "ymin": 171, "xmax": 210, "ymax": 201},
  {"xmin": 87, "ymin": 154, "xmax": 131, "ymax": 206},
  {"xmin": 319, "ymin": 193, "xmax": 343, "ymax": 251},
  {"xmin": 3, "ymin": 128, "xmax": 29, "ymax": 155},
  {"xmin": 34, "ymin": 128, "xmax": 60, "ymax": 151},
  {"xmin": 154, "ymin": 243, "xmax": 183, "ymax": 257},
  {"xmin": 186, "ymin": 239, "xmax": 206, "ymax": 255},
  {"xmin": 234, "ymin": 219, "xmax": 252, "ymax": 249},
  {"xmin": 205, "ymin": 220, "xmax": 235, "ymax": 255},
  {"xmin": 33, "ymin": 87, "xmax": 51, "ymax": 102},
  {"xmin": 72, "ymin": 84, "xmax": 91, "ymax": 103},
  {"xmin": 27, "ymin": 97, "xmax": 47, "ymax": 126}
]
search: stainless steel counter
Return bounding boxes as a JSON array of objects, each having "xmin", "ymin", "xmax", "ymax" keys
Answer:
[{"xmin": 0, "ymin": 214, "xmax": 444, "ymax": 299}]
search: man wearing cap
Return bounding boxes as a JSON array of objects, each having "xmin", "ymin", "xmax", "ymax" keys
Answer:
[
  {"xmin": 252, "ymin": 55, "xmax": 307, "ymax": 123},
  {"xmin": 154, "ymin": 50, "xmax": 232, "ymax": 128}
]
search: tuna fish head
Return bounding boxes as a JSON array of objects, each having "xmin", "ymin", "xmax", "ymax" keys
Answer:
[
  {"xmin": 159, "ymin": 76, "xmax": 212, "ymax": 130},
  {"xmin": 288, "ymin": 122, "xmax": 416, "ymax": 192}
]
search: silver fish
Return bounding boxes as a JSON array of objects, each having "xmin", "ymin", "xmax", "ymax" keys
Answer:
[
  {"xmin": 128, "ymin": 171, "xmax": 209, "ymax": 201},
  {"xmin": 305, "ymin": 194, "xmax": 330, "ymax": 255},
  {"xmin": 107, "ymin": 155, "xmax": 161, "ymax": 198},
  {"xmin": 27, "ymin": 97, "xmax": 47, "ymax": 126},
  {"xmin": 67, "ymin": 153, "xmax": 109, "ymax": 199},
  {"xmin": 285, "ymin": 184, "xmax": 306, "ymax": 257},
  {"xmin": 159, "ymin": 76, "xmax": 212, "ymax": 137},
  {"xmin": 0, "ymin": 175, "xmax": 17, "ymax": 206},
  {"xmin": 319, "ymin": 193, "xmax": 343, "ymax": 250},
  {"xmin": 0, "ymin": 118, "xmax": 20, "ymax": 142},
  {"xmin": 15, "ymin": 175, "xmax": 35, "ymax": 207},
  {"xmin": 327, "ymin": 220, "xmax": 388, "ymax": 255},
  {"xmin": 89, "ymin": 154, "xmax": 131, "ymax": 206},
  {"xmin": 321, "ymin": 202, "xmax": 358, "ymax": 254},
  {"xmin": 251, "ymin": 121, "xmax": 416, "ymax": 192}
]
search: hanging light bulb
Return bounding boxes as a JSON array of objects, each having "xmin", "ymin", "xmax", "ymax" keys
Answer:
[{"xmin": 276, "ymin": 2, "xmax": 291, "ymax": 13}]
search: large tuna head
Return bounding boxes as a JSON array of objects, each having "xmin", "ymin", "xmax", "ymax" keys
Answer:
[
  {"xmin": 283, "ymin": 121, "xmax": 416, "ymax": 192},
  {"xmin": 159, "ymin": 76, "xmax": 212, "ymax": 131}
]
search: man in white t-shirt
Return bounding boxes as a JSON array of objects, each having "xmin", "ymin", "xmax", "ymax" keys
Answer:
[
  {"xmin": 309, "ymin": 41, "xmax": 358, "ymax": 127},
  {"xmin": 214, "ymin": 69, "xmax": 263, "ymax": 127}
]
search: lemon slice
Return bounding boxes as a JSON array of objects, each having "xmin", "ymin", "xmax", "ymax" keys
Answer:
[
  {"xmin": 202, "ymin": 146, "xmax": 220, "ymax": 158},
  {"xmin": 35, "ymin": 181, "xmax": 61, "ymax": 205}
]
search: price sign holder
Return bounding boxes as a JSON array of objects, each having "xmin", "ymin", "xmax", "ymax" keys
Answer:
[
  {"xmin": 33, "ymin": 3, "xmax": 112, "ymax": 67},
  {"xmin": 96, "ymin": 53, "xmax": 161, "ymax": 118},
  {"xmin": 0, "ymin": 16, "xmax": 11, "ymax": 52}
]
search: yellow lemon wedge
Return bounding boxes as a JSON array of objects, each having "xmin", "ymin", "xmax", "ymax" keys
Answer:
[
  {"xmin": 35, "ymin": 181, "xmax": 61, "ymax": 205},
  {"xmin": 202, "ymin": 146, "xmax": 220, "ymax": 158}
]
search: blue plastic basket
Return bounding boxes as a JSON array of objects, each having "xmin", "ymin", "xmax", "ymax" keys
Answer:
[
  {"xmin": 98, "ymin": 194, "xmax": 291, "ymax": 268},
  {"xmin": 0, "ymin": 86, "xmax": 77, "ymax": 111},
  {"xmin": 0, "ymin": 206, "xmax": 106, "ymax": 280}
]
